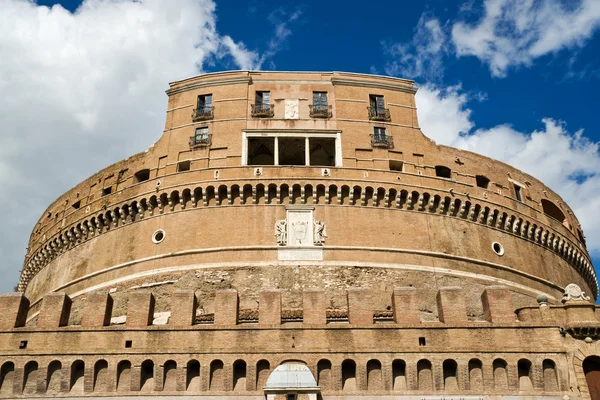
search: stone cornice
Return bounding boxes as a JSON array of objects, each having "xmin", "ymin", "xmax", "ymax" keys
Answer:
[
  {"xmin": 331, "ymin": 77, "xmax": 418, "ymax": 94},
  {"xmin": 166, "ymin": 76, "xmax": 252, "ymax": 96}
]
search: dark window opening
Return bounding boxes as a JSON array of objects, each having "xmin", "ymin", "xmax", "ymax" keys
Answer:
[
  {"xmin": 248, "ymin": 138, "xmax": 275, "ymax": 166},
  {"xmin": 287, "ymin": 394, "xmax": 296, "ymax": 400},
  {"xmin": 71, "ymin": 201, "xmax": 81, "ymax": 210},
  {"xmin": 19, "ymin": 340, "xmax": 28, "ymax": 349},
  {"xmin": 390, "ymin": 160, "xmax": 403, "ymax": 171},
  {"xmin": 514, "ymin": 184, "xmax": 523, "ymax": 202},
  {"xmin": 369, "ymin": 94, "xmax": 385, "ymax": 111},
  {"xmin": 419, "ymin": 337, "xmax": 426, "ymax": 346},
  {"xmin": 313, "ymin": 92, "xmax": 328, "ymax": 108},
  {"xmin": 435, "ymin": 166, "xmax": 452, "ymax": 179},
  {"xmin": 255, "ymin": 91, "xmax": 270, "ymax": 106},
  {"xmin": 134, "ymin": 169, "xmax": 150, "ymax": 183},
  {"xmin": 279, "ymin": 138, "xmax": 306, "ymax": 166},
  {"xmin": 476, "ymin": 175, "xmax": 490, "ymax": 189},
  {"xmin": 309, "ymin": 138, "xmax": 336, "ymax": 166},
  {"xmin": 177, "ymin": 161, "xmax": 191, "ymax": 172},
  {"xmin": 197, "ymin": 94, "xmax": 213, "ymax": 110},
  {"xmin": 101, "ymin": 187, "xmax": 112, "ymax": 196},
  {"xmin": 125, "ymin": 340, "xmax": 132, "ymax": 348},
  {"xmin": 541, "ymin": 199, "xmax": 566, "ymax": 223}
]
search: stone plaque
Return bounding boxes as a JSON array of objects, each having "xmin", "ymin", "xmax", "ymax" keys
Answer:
[
  {"xmin": 284, "ymin": 99, "xmax": 299, "ymax": 119},
  {"xmin": 278, "ymin": 247, "xmax": 323, "ymax": 261},
  {"xmin": 287, "ymin": 208, "xmax": 313, "ymax": 246}
]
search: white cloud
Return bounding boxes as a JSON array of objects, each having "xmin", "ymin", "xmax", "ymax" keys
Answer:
[
  {"xmin": 417, "ymin": 85, "xmax": 600, "ymax": 253},
  {"xmin": 452, "ymin": 0, "xmax": 600, "ymax": 77},
  {"xmin": 0, "ymin": 0, "xmax": 266, "ymax": 293},
  {"xmin": 383, "ymin": 14, "xmax": 448, "ymax": 80}
]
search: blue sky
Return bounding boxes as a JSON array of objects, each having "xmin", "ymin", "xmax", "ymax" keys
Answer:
[{"xmin": 2, "ymin": 0, "xmax": 600, "ymax": 296}]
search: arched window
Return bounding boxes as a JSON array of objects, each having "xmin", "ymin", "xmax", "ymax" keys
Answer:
[
  {"xmin": 443, "ymin": 359, "xmax": 458, "ymax": 391},
  {"xmin": 210, "ymin": 360, "xmax": 224, "ymax": 391},
  {"xmin": 543, "ymin": 359, "xmax": 558, "ymax": 391},
  {"xmin": 256, "ymin": 360, "xmax": 270, "ymax": 391},
  {"xmin": 469, "ymin": 359, "xmax": 483, "ymax": 391},
  {"xmin": 116, "ymin": 361, "xmax": 132, "ymax": 392},
  {"xmin": 46, "ymin": 360, "xmax": 62, "ymax": 394},
  {"xmin": 0, "ymin": 362, "xmax": 15, "ymax": 394},
  {"xmin": 233, "ymin": 360, "xmax": 247, "ymax": 392},
  {"xmin": 23, "ymin": 361, "xmax": 39, "ymax": 395},
  {"xmin": 541, "ymin": 199, "xmax": 566, "ymax": 223},
  {"xmin": 493, "ymin": 359, "xmax": 508, "ymax": 390},
  {"xmin": 140, "ymin": 360, "xmax": 154, "ymax": 392},
  {"xmin": 435, "ymin": 165, "xmax": 452, "ymax": 179},
  {"xmin": 366, "ymin": 359, "xmax": 382, "ymax": 391},
  {"xmin": 417, "ymin": 359, "xmax": 433, "ymax": 391},
  {"xmin": 392, "ymin": 359, "xmax": 406, "ymax": 391},
  {"xmin": 163, "ymin": 360, "xmax": 177, "ymax": 392},
  {"xmin": 584, "ymin": 356, "xmax": 600, "ymax": 400},
  {"xmin": 93, "ymin": 360, "xmax": 108, "ymax": 392},
  {"xmin": 317, "ymin": 359, "xmax": 332, "ymax": 391},
  {"xmin": 341, "ymin": 360, "xmax": 356, "ymax": 392},
  {"xmin": 186, "ymin": 360, "xmax": 200, "ymax": 392},
  {"xmin": 476, "ymin": 175, "xmax": 490, "ymax": 189},
  {"xmin": 518, "ymin": 359, "xmax": 533, "ymax": 390},
  {"xmin": 70, "ymin": 360, "xmax": 85, "ymax": 393}
]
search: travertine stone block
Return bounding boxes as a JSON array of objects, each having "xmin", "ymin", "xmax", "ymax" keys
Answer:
[
  {"xmin": 259, "ymin": 290, "xmax": 281, "ymax": 325},
  {"xmin": 347, "ymin": 288, "xmax": 372, "ymax": 324},
  {"xmin": 82, "ymin": 292, "xmax": 113, "ymax": 327},
  {"xmin": 214, "ymin": 289, "xmax": 238, "ymax": 326},
  {"xmin": 0, "ymin": 293, "xmax": 29, "ymax": 330},
  {"xmin": 436, "ymin": 287, "xmax": 467, "ymax": 324},
  {"xmin": 392, "ymin": 287, "xmax": 420, "ymax": 324},
  {"xmin": 38, "ymin": 292, "xmax": 71, "ymax": 328},
  {"xmin": 126, "ymin": 292, "xmax": 155, "ymax": 328},
  {"xmin": 170, "ymin": 290, "xmax": 196, "ymax": 326},
  {"xmin": 482, "ymin": 286, "xmax": 514, "ymax": 323},
  {"xmin": 303, "ymin": 289, "xmax": 326, "ymax": 325}
]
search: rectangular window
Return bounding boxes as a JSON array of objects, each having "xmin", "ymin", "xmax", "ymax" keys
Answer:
[
  {"xmin": 389, "ymin": 160, "xmax": 403, "ymax": 171},
  {"xmin": 370, "ymin": 94, "xmax": 385, "ymax": 110},
  {"xmin": 197, "ymin": 94, "xmax": 213, "ymax": 110},
  {"xmin": 248, "ymin": 137, "xmax": 275, "ymax": 166},
  {"xmin": 514, "ymin": 184, "xmax": 523, "ymax": 202},
  {"xmin": 245, "ymin": 135, "xmax": 338, "ymax": 167},
  {"xmin": 313, "ymin": 91, "xmax": 328, "ymax": 109},
  {"xmin": 177, "ymin": 160, "xmax": 191, "ymax": 172},
  {"xmin": 102, "ymin": 187, "xmax": 112, "ymax": 196},
  {"xmin": 255, "ymin": 91, "xmax": 270, "ymax": 106},
  {"xmin": 374, "ymin": 126, "xmax": 386, "ymax": 139},
  {"xmin": 195, "ymin": 127, "xmax": 209, "ymax": 141}
]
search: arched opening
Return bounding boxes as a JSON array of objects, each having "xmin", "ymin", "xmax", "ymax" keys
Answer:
[
  {"xmin": 93, "ymin": 360, "xmax": 108, "ymax": 392},
  {"xmin": 116, "ymin": 361, "xmax": 131, "ymax": 392},
  {"xmin": 210, "ymin": 360, "xmax": 224, "ymax": 391},
  {"xmin": 279, "ymin": 138, "xmax": 306, "ymax": 166},
  {"xmin": 140, "ymin": 360, "xmax": 154, "ymax": 392},
  {"xmin": 469, "ymin": 359, "xmax": 483, "ymax": 391},
  {"xmin": 541, "ymin": 199, "xmax": 566, "ymax": 223},
  {"xmin": 309, "ymin": 138, "xmax": 336, "ymax": 166},
  {"xmin": 435, "ymin": 165, "xmax": 452, "ymax": 178},
  {"xmin": 0, "ymin": 362, "xmax": 15, "ymax": 394},
  {"xmin": 543, "ymin": 359, "xmax": 558, "ymax": 391},
  {"xmin": 23, "ymin": 361, "xmax": 38, "ymax": 395},
  {"xmin": 417, "ymin": 359, "xmax": 433, "ymax": 391},
  {"xmin": 443, "ymin": 359, "xmax": 459, "ymax": 391},
  {"xmin": 584, "ymin": 356, "xmax": 600, "ymax": 400},
  {"xmin": 518, "ymin": 359, "xmax": 533, "ymax": 390},
  {"xmin": 233, "ymin": 360, "xmax": 247, "ymax": 392},
  {"xmin": 186, "ymin": 360, "xmax": 200, "ymax": 392},
  {"xmin": 256, "ymin": 360, "xmax": 270, "ymax": 391},
  {"xmin": 317, "ymin": 359, "xmax": 331, "ymax": 391},
  {"xmin": 367, "ymin": 359, "xmax": 382, "ymax": 391},
  {"xmin": 493, "ymin": 359, "xmax": 508, "ymax": 390},
  {"xmin": 392, "ymin": 359, "xmax": 406, "ymax": 391},
  {"xmin": 248, "ymin": 137, "xmax": 275, "ymax": 165},
  {"xmin": 70, "ymin": 360, "xmax": 85, "ymax": 393},
  {"xmin": 46, "ymin": 360, "xmax": 62, "ymax": 394},
  {"xmin": 163, "ymin": 360, "xmax": 177, "ymax": 392},
  {"xmin": 341, "ymin": 359, "xmax": 356, "ymax": 392},
  {"xmin": 476, "ymin": 175, "xmax": 490, "ymax": 189},
  {"xmin": 134, "ymin": 169, "xmax": 150, "ymax": 183}
]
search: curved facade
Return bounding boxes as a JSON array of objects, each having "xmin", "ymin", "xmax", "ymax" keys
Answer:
[{"xmin": 1, "ymin": 71, "xmax": 599, "ymax": 400}]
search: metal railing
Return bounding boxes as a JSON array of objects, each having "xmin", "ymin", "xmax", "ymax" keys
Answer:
[
  {"xmin": 368, "ymin": 106, "xmax": 391, "ymax": 122},
  {"xmin": 191, "ymin": 106, "xmax": 214, "ymax": 122},
  {"xmin": 251, "ymin": 103, "xmax": 275, "ymax": 118},
  {"xmin": 189, "ymin": 134, "xmax": 212, "ymax": 148},
  {"xmin": 309, "ymin": 104, "xmax": 332, "ymax": 118},
  {"xmin": 370, "ymin": 134, "xmax": 394, "ymax": 149}
]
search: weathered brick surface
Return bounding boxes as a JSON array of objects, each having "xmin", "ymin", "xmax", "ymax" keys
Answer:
[
  {"xmin": 126, "ymin": 292, "xmax": 155, "ymax": 328},
  {"xmin": 81, "ymin": 292, "xmax": 113, "ymax": 327},
  {"xmin": 0, "ymin": 293, "xmax": 29, "ymax": 329},
  {"xmin": 38, "ymin": 292, "xmax": 71, "ymax": 328}
]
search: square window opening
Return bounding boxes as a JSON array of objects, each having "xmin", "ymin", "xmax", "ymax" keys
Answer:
[
  {"xmin": 255, "ymin": 91, "xmax": 270, "ymax": 106},
  {"xmin": 101, "ymin": 187, "xmax": 112, "ymax": 196},
  {"xmin": 279, "ymin": 138, "xmax": 306, "ymax": 166},
  {"xmin": 125, "ymin": 340, "xmax": 132, "ymax": 348},
  {"xmin": 19, "ymin": 340, "xmax": 28, "ymax": 349},
  {"xmin": 418, "ymin": 337, "xmax": 426, "ymax": 346},
  {"xmin": 476, "ymin": 175, "xmax": 490, "ymax": 189},
  {"xmin": 389, "ymin": 160, "xmax": 403, "ymax": 171},
  {"xmin": 309, "ymin": 138, "xmax": 336, "ymax": 167},
  {"xmin": 134, "ymin": 169, "xmax": 150, "ymax": 183},
  {"xmin": 197, "ymin": 94, "xmax": 213, "ymax": 109},
  {"xmin": 248, "ymin": 138, "xmax": 275, "ymax": 166},
  {"xmin": 177, "ymin": 160, "xmax": 191, "ymax": 172}
]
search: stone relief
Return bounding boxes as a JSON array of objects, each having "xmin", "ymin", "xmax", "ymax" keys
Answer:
[
  {"xmin": 562, "ymin": 283, "xmax": 591, "ymax": 302},
  {"xmin": 275, "ymin": 207, "xmax": 327, "ymax": 247},
  {"xmin": 284, "ymin": 99, "xmax": 299, "ymax": 119},
  {"xmin": 274, "ymin": 220, "xmax": 287, "ymax": 246},
  {"xmin": 291, "ymin": 220, "xmax": 308, "ymax": 245},
  {"xmin": 314, "ymin": 220, "xmax": 327, "ymax": 245}
]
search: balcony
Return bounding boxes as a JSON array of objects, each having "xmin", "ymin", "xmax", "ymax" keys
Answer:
[
  {"xmin": 189, "ymin": 134, "xmax": 212, "ymax": 148},
  {"xmin": 370, "ymin": 134, "xmax": 394, "ymax": 149},
  {"xmin": 192, "ymin": 106, "xmax": 214, "ymax": 122},
  {"xmin": 251, "ymin": 103, "xmax": 275, "ymax": 118},
  {"xmin": 309, "ymin": 104, "xmax": 332, "ymax": 119},
  {"xmin": 368, "ymin": 106, "xmax": 391, "ymax": 122}
]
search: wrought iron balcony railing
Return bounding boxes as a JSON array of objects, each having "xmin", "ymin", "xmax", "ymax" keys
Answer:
[
  {"xmin": 370, "ymin": 134, "xmax": 394, "ymax": 149},
  {"xmin": 309, "ymin": 104, "xmax": 332, "ymax": 118},
  {"xmin": 251, "ymin": 103, "xmax": 275, "ymax": 118},
  {"xmin": 189, "ymin": 134, "xmax": 212, "ymax": 148},
  {"xmin": 368, "ymin": 106, "xmax": 391, "ymax": 122},
  {"xmin": 192, "ymin": 106, "xmax": 214, "ymax": 122}
]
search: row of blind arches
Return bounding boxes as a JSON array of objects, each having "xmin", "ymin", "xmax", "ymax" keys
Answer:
[{"xmin": 0, "ymin": 358, "xmax": 560, "ymax": 395}]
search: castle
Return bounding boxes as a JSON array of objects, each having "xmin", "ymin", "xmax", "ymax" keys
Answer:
[{"xmin": 1, "ymin": 71, "xmax": 599, "ymax": 400}]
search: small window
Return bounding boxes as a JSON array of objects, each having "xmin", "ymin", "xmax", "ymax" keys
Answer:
[
  {"xmin": 255, "ymin": 91, "xmax": 270, "ymax": 106},
  {"xmin": 374, "ymin": 127, "xmax": 386, "ymax": 138},
  {"xmin": 152, "ymin": 229, "xmax": 166, "ymax": 244},
  {"xmin": 313, "ymin": 92, "xmax": 328, "ymax": 107},
  {"xmin": 419, "ymin": 337, "xmax": 426, "ymax": 346},
  {"xmin": 125, "ymin": 340, "xmax": 132, "ymax": 348},
  {"xmin": 514, "ymin": 184, "xmax": 522, "ymax": 202},
  {"xmin": 177, "ymin": 160, "xmax": 191, "ymax": 172},
  {"xmin": 369, "ymin": 94, "xmax": 385, "ymax": 110},
  {"xmin": 71, "ymin": 201, "xmax": 81, "ymax": 210},
  {"xmin": 101, "ymin": 187, "xmax": 112, "ymax": 196},
  {"xmin": 492, "ymin": 242, "xmax": 505, "ymax": 256},
  {"xmin": 389, "ymin": 160, "xmax": 403, "ymax": 171},
  {"xmin": 19, "ymin": 340, "xmax": 28, "ymax": 349},
  {"xmin": 134, "ymin": 169, "xmax": 150, "ymax": 183},
  {"xmin": 435, "ymin": 166, "xmax": 452, "ymax": 179},
  {"xmin": 476, "ymin": 175, "xmax": 490, "ymax": 189},
  {"xmin": 195, "ymin": 127, "xmax": 209, "ymax": 140},
  {"xmin": 197, "ymin": 94, "xmax": 213, "ymax": 110},
  {"xmin": 287, "ymin": 394, "xmax": 296, "ymax": 400}
]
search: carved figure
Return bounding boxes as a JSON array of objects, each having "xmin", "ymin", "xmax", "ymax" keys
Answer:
[
  {"xmin": 292, "ymin": 221, "xmax": 307, "ymax": 245},
  {"xmin": 562, "ymin": 283, "xmax": 591, "ymax": 303},
  {"xmin": 314, "ymin": 220, "xmax": 327, "ymax": 245},
  {"xmin": 274, "ymin": 220, "xmax": 287, "ymax": 246}
]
